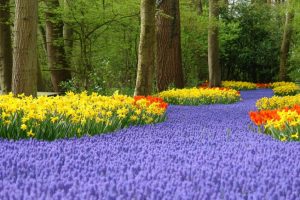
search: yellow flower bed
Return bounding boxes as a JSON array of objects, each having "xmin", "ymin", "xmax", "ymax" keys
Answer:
[
  {"xmin": 158, "ymin": 87, "xmax": 241, "ymax": 105},
  {"xmin": 271, "ymin": 81, "xmax": 296, "ymax": 88},
  {"xmin": 222, "ymin": 81, "xmax": 257, "ymax": 90},
  {"xmin": 256, "ymin": 94, "xmax": 300, "ymax": 110},
  {"xmin": 0, "ymin": 92, "xmax": 167, "ymax": 140},
  {"xmin": 271, "ymin": 82, "xmax": 299, "ymax": 96}
]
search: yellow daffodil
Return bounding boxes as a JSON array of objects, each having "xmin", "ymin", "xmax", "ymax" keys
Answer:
[
  {"xmin": 50, "ymin": 116, "xmax": 59, "ymax": 123},
  {"xmin": 20, "ymin": 124, "xmax": 27, "ymax": 130},
  {"xmin": 291, "ymin": 133, "xmax": 299, "ymax": 139},
  {"xmin": 27, "ymin": 129, "xmax": 35, "ymax": 137}
]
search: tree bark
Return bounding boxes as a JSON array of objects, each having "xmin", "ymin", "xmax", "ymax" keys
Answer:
[
  {"xmin": 12, "ymin": 0, "xmax": 38, "ymax": 96},
  {"xmin": 197, "ymin": 0, "xmax": 203, "ymax": 15},
  {"xmin": 0, "ymin": 0, "xmax": 12, "ymax": 94},
  {"xmin": 37, "ymin": 57, "xmax": 45, "ymax": 91},
  {"xmin": 173, "ymin": 1, "xmax": 184, "ymax": 89},
  {"xmin": 63, "ymin": 0, "xmax": 73, "ymax": 63},
  {"xmin": 134, "ymin": 0, "xmax": 156, "ymax": 96},
  {"xmin": 279, "ymin": 10, "xmax": 294, "ymax": 81},
  {"xmin": 192, "ymin": 0, "xmax": 203, "ymax": 15},
  {"xmin": 156, "ymin": 0, "xmax": 184, "ymax": 92},
  {"xmin": 208, "ymin": 0, "xmax": 221, "ymax": 87},
  {"xmin": 39, "ymin": 24, "xmax": 47, "ymax": 54},
  {"xmin": 45, "ymin": 0, "xmax": 71, "ymax": 92}
]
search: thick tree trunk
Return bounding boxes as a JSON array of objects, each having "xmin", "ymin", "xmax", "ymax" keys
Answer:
[
  {"xmin": 0, "ymin": 0, "xmax": 12, "ymax": 94},
  {"xmin": 208, "ymin": 0, "xmax": 221, "ymax": 87},
  {"xmin": 279, "ymin": 10, "xmax": 294, "ymax": 81},
  {"xmin": 45, "ymin": 0, "xmax": 71, "ymax": 92},
  {"xmin": 134, "ymin": 0, "xmax": 156, "ymax": 96},
  {"xmin": 156, "ymin": 0, "xmax": 184, "ymax": 92},
  {"xmin": 12, "ymin": 0, "xmax": 38, "ymax": 96}
]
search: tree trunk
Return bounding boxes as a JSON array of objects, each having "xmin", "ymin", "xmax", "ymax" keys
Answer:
[
  {"xmin": 37, "ymin": 57, "xmax": 45, "ymax": 91},
  {"xmin": 12, "ymin": 0, "xmax": 38, "ymax": 96},
  {"xmin": 173, "ymin": 1, "xmax": 184, "ymax": 89},
  {"xmin": 279, "ymin": 10, "xmax": 294, "ymax": 81},
  {"xmin": 134, "ymin": 0, "xmax": 156, "ymax": 96},
  {"xmin": 63, "ymin": 0, "xmax": 73, "ymax": 63},
  {"xmin": 156, "ymin": 0, "xmax": 184, "ymax": 92},
  {"xmin": 192, "ymin": 0, "xmax": 203, "ymax": 15},
  {"xmin": 0, "ymin": 0, "xmax": 12, "ymax": 94},
  {"xmin": 39, "ymin": 24, "xmax": 47, "ymax": 54},
  {"xmin": 45, "ymin": 0, "xmax": 71, "ymax": 92},
  {"xmin": 208, "ymin": 0, "xmax": 221, "ymax": 87}
]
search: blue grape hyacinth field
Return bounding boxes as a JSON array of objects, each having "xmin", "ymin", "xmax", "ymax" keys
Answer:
[{"xmin": 0, "ymin": 89, "xmax": 299, "ymax": 199}]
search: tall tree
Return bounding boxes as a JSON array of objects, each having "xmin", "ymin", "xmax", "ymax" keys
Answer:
[
  {"xmin": 208, "ymin": 0, "xmax": 221, "ymax": 87},
  {"xmin": 45, "ymin": 0, "xmax": 71, "ymax": 92},
  {"xmin": 134, "ymin": 0, "xmax": 156, "ymax": 96},
  {"xmin": 156, "ymin": 0, "xmax": 184, "ymax": 92},
  {"xmin": 63, "ymin": 0, "xmax": 73, "ymax": 63},
  {"xmin": 191, "ymin": 0, "xmax": 203, "ymax": 15},
  {"xmin": 12, "ymin": 0, "xmax": 38, "ymax": 96},
  {"xmin": 0, "ymin": 0, "xmax": 12, "ymax": 94},
  {"xmin": 197, "ymin": 0, "xmax": 203, "ymax": 15},
  {"xmin": 279, "ymin": 7, "xmax": 294, "ymax": 81}
]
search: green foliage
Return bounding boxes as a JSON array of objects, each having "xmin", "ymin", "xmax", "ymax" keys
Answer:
[
  {"xmin": 38, "ymin": 0, "xmax": 140, "ymax": 92},
  {"xmin": 219, "ymin": 3, "xmax": 282, "ymax": 82},
  {"xmin": 289, "ymin": 2, "xmax": 300, "ymax": 81},
  {"xmin": 34, "ymin": 0, "xmax": 300, "ymax": 91},
  {"xmin": 180, "ymin": 1, "xmax": 209, "ymax": 86}
]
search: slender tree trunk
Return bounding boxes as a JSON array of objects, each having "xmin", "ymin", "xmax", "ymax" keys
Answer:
[
  {"xmin": 208, "ymin": 0, "xmax": 221, "ymax": 87},
  {"xmin": 156, "ymin": 0, "xmax": 184, "ymax": 92},
  {"xmin": 279, "ymin": 10, "xmax": 294, "ymax": 81},
  {"xmin": 12, "ymin": 0, "xmax": 38, "ymax": 96},
  {"xmin": 39, "ymin": 24, "xmax": 47, "ymax": 54},
  {"xmin": 0, "ymin": 0, "xmax": 12, "ymax": 94},
  {"xmin": 45, "ymin": 0, "xmax": 71, "ymax": 92},
  {"xmin": 37, "ymin": 57, "xmax": 45, "ymax": 91},
  {"xmin": 134, "ymin": 0, "xmax": 156, "ymax": 96},
  {"xmin": 197, "ymin": 0, "xmax": 203, "ymax": 15},
  {"xmin": 192, "ymin": 0, "xmax": 203, "ymax": 15},
  {"xmin": 63, "ymin": 0, "xmax": 73, "ymax": 63}
]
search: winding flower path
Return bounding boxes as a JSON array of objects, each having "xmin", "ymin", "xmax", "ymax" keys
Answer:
[{"xmin": 0, "ymin": 89, "xmax": 299, "ymax": 199}]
